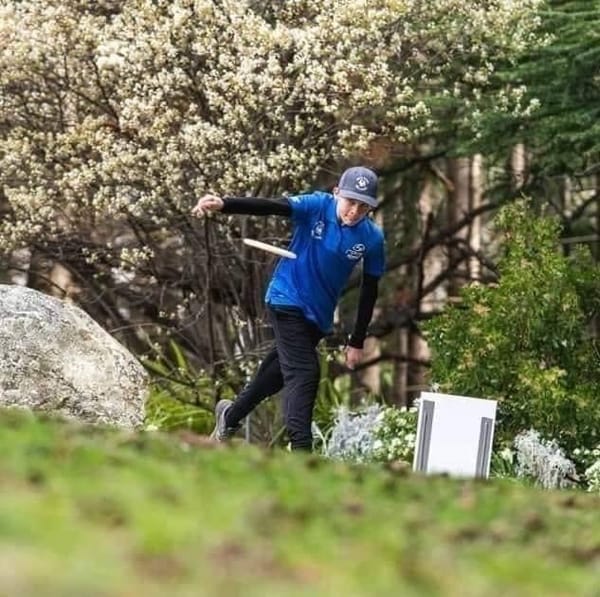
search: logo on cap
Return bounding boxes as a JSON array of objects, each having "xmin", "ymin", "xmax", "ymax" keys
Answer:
[
  {"xmin": 338, "ymin": 166, "xmax": 378, "ymax": 207},
  {"xmin": 355, "ymin": 176, "xmax": 369, "ymax": 192}
]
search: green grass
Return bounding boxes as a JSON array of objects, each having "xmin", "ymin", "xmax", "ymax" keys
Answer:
[{"xmin": 0, "ymin": 408, "xmax": 599, "ymax": 596}]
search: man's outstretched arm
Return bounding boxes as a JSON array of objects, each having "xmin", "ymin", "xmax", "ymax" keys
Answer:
[
  {"xmin": 222, "ymin": 197, "xmax": 292, "ymax": 217},
  {"xmin": 191, "ymin": 194, "xmax": 292, "ymax": 218}
]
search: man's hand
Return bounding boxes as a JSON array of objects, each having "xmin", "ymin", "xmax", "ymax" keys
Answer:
[
  {"xmin": 345, "ymin": 346, "xmax": 363, "ymax": 370},
  {"xmin": 191, "ymin": 194, "xmax": 224, "ymax": 217}
]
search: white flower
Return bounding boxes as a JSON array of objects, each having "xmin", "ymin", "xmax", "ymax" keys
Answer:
[
  {"xmin": 584, "ymin": 460, "xmax": 600, "ymax": 493},
  {"xmin": 500, "ymin": 447, "xmax": 514, "ymax": 463},
  {"xmin": 514, "ymin": 429, "xmax": 576, "ymax": 489}
]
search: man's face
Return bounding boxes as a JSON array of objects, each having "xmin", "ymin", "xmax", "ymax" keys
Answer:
[{"xmin": 335, "ymin": 193, "xmax": 372, "ymax": 226}]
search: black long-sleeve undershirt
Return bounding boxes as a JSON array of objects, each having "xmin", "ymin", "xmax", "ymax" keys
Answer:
[
  {"xmin": 348, "ymin": 273, "xmax": 379, "ymax": 349},
  {"xmin": 222, "ymin": 196, "xmax": 292, "ymax": 217},
  {"xmin": 221, "ymin": 196, "xmax": 378, "ymax": 347}
]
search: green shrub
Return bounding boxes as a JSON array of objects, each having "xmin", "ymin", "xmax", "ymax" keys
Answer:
[
  {"xmin": 145, "ymin": 387, "xmax": 214, "ymax": 434},
  {"xmin": 319, "ymin": 404, "xmax": 417, "ymax": 464},
  {"xmin": 371, "ymin": 406, "xmax": 418, "ymax": 463},
  {"xmin": 142, "ymin": 340, "xmax": 237, "ymax": 434},
  {"xmin": 424, "ymin": 200, "xmax": 600, "ymax": 453},
  {"xmin": 585, "ymin": 459, "xmax": 600, "ymax": 493}
]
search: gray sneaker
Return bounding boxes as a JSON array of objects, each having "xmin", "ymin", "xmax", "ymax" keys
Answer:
[{"xmin": 210, "ymin": 399, "xmax": 239, "ymax": 441}]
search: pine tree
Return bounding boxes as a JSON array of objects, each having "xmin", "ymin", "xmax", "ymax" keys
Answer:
[{"xmin": 473, "ymin": 0, "xmax": 600, "ymax": 177}]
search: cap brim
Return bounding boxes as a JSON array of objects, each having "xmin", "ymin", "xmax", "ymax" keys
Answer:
[{"xmin": 338, "ymin": 191, "xmax": 377, "ymax": 208}]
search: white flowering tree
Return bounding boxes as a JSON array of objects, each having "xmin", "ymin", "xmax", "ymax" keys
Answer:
[{"xmin": 0, "ymin": 0, "xmax": 545, "ymax": 376}]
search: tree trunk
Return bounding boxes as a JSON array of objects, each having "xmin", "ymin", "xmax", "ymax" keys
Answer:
[
  {"xmin": 407, "ymin": 331, "xmax": 428, "ymax": 406},
  {"xmin": 511, "ymin": 143, "xmax": 528, "ymax": 191},
  {"xmin": 447, "ymin": 157, "xmax": 472, "ymax": 297},
  {"xmin": 446, "ymin": 155, "xmax": 485, "ymax": 293},
  {"xmin": 470, "ymin": 154, "xmax": 483, "ymax": 281},
  {"xmin": 592, "ymin": 174, "xmax": 600, "ymax": 263},
  {"xmin": 595, "ymin": 173, "xmax": 600, "ymax": 341},
  {"xmin": 406, "ymin": 176, "xmax": 438, "ymax": 404},
  {"xmin": 392, "ymin": 325, "xmax": 408, "ymax": 407},
  {"xmin": 357, "ymin": 331, "xmax": 381, "ymax": 396}
]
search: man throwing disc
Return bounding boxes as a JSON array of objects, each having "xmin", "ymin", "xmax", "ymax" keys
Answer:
[{"xmin": 191, "ymin": 166, "xmax": 386, "ymax": 451}]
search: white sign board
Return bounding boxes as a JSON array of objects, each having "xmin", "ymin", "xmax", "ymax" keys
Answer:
[{"xmin": 412, "ymin": 392, "xmax": 497, "ymax": 478}]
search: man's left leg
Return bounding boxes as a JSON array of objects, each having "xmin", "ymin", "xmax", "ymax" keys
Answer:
[{"xmin": 211, "ymin": 346, "xmax": 283, "ymax": 441}]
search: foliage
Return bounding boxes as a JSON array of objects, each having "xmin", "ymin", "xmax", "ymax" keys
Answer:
[
  {"xmin": 371, "ymin": 406, "xmax": 418, "ymax": 463},
  {"xmin": 464, "ymin": 0, "xmax": 600, "ymax": 176},
  {"xmin": 513, "ymin": 429, "xmax": 576, "ymax": 490},
  {"xmin": 424, "ymin": 200, "xmax": 600, "ymax": 453},
  {"xmin": 311, "ymin": 347, "xmax": 349, "ymax": 435},
  {"xmin": 585, "ymin": 460, "xmax": 600, "ymax": 493},
  {"xmin": 573, "ymin": 443, "xmax": 600, "ymax": 493},
  {"xmin": 572, "ymin": 444, "xmax": 600, "ymax": 472},
  {"xmin": 489, "ymin": 446, "xmax": 518, "ymax": 480},
  {"xmin": 323, "ymin": 404, "xmax": 382, "ymax": 463},
  {"xmin": 142, "ymin": 339, "xmax": 240, "ymax": 434},
  {"xmin": 322, "ymin": 404, "xmax": 417, "ymax": 464},
  {"xmin": 145, "ymin": 388, "xmax": 213, "ymax": 434}
]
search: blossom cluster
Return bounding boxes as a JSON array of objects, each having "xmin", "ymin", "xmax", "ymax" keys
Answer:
[
  {"xmin": 323, "ymin": 403, "xmax": 417, "ymax": 464},
  {"xmin": 572, "ymin": 444, "xmax": 600, "ymax": 471},
  {"xmin": 371, "ymin": 405, "xmax": 418, "ymax": 463},
  {"xmin": 584, "ymin": 460, "xmax": 600, "ymax": 494},
  {"xmin": 573, "ymin": 444, "xmax": 600, "ymax": 493},
  {"xmin": 513, "ymin": 429, "xmax": 576, "ymax": 490},
  {"xmin": 0, "ymin": 0, "xmax": 545, "ymax": 254},
  {"xmin": 324, "ymin": 405, "xmax": 383, "ymax": 463}
]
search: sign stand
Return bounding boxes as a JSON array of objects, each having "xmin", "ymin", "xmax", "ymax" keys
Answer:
[{"xmin": 412, "ymin": 392, "xmax": 497, "ymax": 479}]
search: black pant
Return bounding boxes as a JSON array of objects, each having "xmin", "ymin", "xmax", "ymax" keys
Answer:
[{"xmin": 225, "ymin": 305, "xmax": 324, "ymax": 450}]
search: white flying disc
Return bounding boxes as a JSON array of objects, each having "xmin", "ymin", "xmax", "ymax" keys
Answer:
[{"xmin": 242, "ymin": 238, "xmax": 297, "ymax": 259}]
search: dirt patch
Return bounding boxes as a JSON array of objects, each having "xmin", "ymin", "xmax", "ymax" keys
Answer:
[
  {"xmin": 133, "ymin": 552, "xmax": 187, "ymax": 581},
  {"xmin": 210, "ymin": 539, "xmax": 316, "ymax": 583}
]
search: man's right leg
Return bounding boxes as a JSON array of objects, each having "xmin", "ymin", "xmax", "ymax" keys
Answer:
[
  {"xmin": 223, "ymin": 346, "xmax": 284, "ymax": 428},
  {"xmin": 268, "ymin": 307, "xmax": 323, "ymax": 451}
]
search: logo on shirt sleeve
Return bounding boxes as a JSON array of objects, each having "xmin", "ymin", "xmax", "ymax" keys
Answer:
[{"xmin": 346, "ymin": 243, "xmax": 366, "ymax": 260}]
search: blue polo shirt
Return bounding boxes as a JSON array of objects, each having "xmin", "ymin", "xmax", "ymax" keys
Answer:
[{"xmin": 265, "ymin": 192, "xmax": 385, "ymax": 333}]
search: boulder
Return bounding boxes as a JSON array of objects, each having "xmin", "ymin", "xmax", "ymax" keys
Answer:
[{"xmin": 0, "ymin": 284, "xmax": 147, "ymax": 428}]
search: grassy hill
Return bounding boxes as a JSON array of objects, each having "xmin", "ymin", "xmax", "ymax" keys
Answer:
[{"xmin": 0, "ymin": 408, "xmax": 598, "ymax": 596}]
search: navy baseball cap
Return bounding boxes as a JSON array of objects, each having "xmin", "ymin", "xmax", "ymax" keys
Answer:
[{"xmin": 337, "ymin": 166, "xmax": 378, "ymax": 208}]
